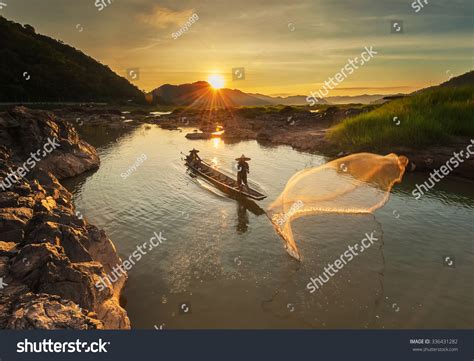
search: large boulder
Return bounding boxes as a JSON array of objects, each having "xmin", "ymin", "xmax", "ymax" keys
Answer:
[{"xmin": 0, "ymin": 106, "xmax": 99, "ymax": 179}]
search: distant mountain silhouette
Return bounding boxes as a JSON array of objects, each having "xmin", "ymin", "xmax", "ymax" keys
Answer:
[
  {"xmin": 0, "ymin": 16, "xmax": 144, "ymax": 103},
  {"xmin": 150, "ymin": 81, "xmax": 273, "ymax": 107},
  {"xmin": 248, "ymin": 93, "xmax": 329, "ymax": 105},
  {"xmin": 150, "ymin": 82, "xmax": 399, "ymax": 107},
  {"xmin": 325, "ymin": 94, "xmax": 396, "ymax": 104},
  {"xmin": 150, "ymin": 82, "xmax": 330, "ymax": 107}
]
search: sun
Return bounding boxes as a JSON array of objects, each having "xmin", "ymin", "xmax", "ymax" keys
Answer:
[{"xmin": 208, "ymin": 74, "xmax": 225, "ymax": 89}]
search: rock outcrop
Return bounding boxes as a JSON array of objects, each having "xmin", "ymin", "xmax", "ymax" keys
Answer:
[{"xmin": 0, "ymin": 107, "xmax": 130, "ymax": 329}]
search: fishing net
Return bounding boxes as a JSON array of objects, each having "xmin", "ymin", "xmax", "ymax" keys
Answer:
[{"xmin": 268, "ymin": 153, "xmax": 409, "ymax": 260}]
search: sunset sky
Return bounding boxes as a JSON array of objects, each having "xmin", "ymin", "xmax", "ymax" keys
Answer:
[{"xmin": 3, "ymin": 0, "xmax": 473, "ymax": 96}]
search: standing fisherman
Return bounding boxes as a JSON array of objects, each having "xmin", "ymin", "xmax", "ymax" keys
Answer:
[{"xmin": 235, "ymin": 154, "xmax": 251, "ymax": 190}]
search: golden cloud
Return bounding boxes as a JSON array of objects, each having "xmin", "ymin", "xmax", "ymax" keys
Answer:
[{"xmin": 137, "ymin": 6, "xmax": 195, "ymax": 29}]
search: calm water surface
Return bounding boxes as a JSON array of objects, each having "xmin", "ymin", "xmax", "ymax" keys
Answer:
[{"xmin": 63, "ymin": 124, "xmax": 474, "ymax": 329}]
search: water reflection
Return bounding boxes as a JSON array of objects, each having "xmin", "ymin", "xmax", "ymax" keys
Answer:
[
  {"xmin": 236, "ymin": 198, "xmax": 267, "ymax": 233},
  {"xmin": 63, "ymin": 124, "xmax": 474, "ymax": 329},
  {"xmin": 212, "ymin": 137, "xmax": 221, "ymax": 148},
  {"xmin": 236, "ymin": 201, "xmax": 249, "ymax": 234}
]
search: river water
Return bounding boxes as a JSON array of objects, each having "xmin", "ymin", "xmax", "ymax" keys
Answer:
[{"xmin": 63, "ymin": 124, "xmax": 474, "ymax": 329}]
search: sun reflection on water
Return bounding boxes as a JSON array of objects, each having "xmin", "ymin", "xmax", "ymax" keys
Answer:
[{"xmin": 212, "ymin": 137, "xmax": 221, "ymax": 148}]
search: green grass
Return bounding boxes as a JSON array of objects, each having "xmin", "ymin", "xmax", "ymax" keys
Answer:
[{"xmin": 327, "ymin": 86, "xmax": 474, "ymax": 151}]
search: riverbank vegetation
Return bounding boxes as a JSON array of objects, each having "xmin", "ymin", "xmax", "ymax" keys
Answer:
[
  {"xmin": 327, "ymin": 86, "xmax": 474, "ymax": 151},
  {"xmin": 0, "ymin": 16, "xmax": 144, "ymax": 103}
]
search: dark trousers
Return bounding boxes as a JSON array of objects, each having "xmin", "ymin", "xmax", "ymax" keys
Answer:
[{"xmin": 237, "ymin": 171, "xmax": 248, "ymax": 188}]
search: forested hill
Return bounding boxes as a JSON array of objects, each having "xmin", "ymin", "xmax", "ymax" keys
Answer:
[{"xmin": 0, "ymin": 16, "xmax": 144, "ymax": 103}]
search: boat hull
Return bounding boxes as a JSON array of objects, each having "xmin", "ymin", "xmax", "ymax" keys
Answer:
[{"xmin": 185, "ymin": 159, "xmax": 266, "ymax": 201}]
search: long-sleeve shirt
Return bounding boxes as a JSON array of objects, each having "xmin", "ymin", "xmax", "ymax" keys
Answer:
[{"xmin": 238, "ymin": 161, "xmax": 249, "ymax": 174}]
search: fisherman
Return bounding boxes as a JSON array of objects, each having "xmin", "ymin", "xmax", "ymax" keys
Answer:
[
  {"xmin": 187, "ymin": 148, "xmax": 202, "ymax": 167},
  {"xmin": 235, "ymin": 154, "xmax": 251, "ymax": 190}
]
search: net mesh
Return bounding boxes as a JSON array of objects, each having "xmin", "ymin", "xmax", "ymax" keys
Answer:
[{"xmin": 268, "ymin": 153, "xmax": 409, "ymax": 260}]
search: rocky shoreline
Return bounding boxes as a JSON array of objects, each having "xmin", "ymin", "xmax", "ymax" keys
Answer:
[
  {"xmin": 159, "ymin": 107, "xmax": 474, "ymax": 180},
  {"xmin": 49, "ymin": 105, "xmax": 474, "ymax": 180},
  {"xmin": 0, "ymin": 107, "xmax": 130, "ymax": 329}
]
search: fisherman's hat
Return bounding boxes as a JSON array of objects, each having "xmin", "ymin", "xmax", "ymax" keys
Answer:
[{"xmin": 235, "ymin": 154, "xmax": 251, "ymax": 161}]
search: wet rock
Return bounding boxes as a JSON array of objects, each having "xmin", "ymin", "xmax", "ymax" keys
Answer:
[
  {"xmin": 223, "ymin": 128, "xmax": 256, "ymax": 140},
  {"xmin": 0, "ymin": 107, "xmax": 130, "ymax": 329},
  {"xmin": 57, "ymin": 225, "xmax": 92, "ymax": 263},
  {"xmin": 2, "ymin": 106, "xmax": 99, "ymax": 179},
  {"xmin": 5, "ymin": 293, "xmax": 103, "ymax": 330},
  {"xmin": 185, "ymin": 132, "xmax": 211, "ymax": 140},
  {"xmin": 0, "ymin": 192, "xmax": 19, "ymax": 208},
  {"xmin": 0, "ymin": 241, "xmax": 17, "ymax": 254},
  {"xmin": 256, "ymin": 131, "xmax": 272, "ymax": 142},
  {"xmin": 0, "ymin": 207, "xmax": 34, "ymax": 239},
  {"xmin": 393, "ymin": 144, "xmax": 474, "ymax": 179},
  {"xmin": 1, "ymin": 229, "xmax": 25, "ymax": 243},
  {"xmin": 40, "ymin": 140, "xmax": 100, "ymax": 179},
  {"xmin": 160, "ymin": 123, "xmax": 180, "ymax": 130},
  {"xmin": 0, "ymin": 256, "xmax": 9, "ymax": 275}
]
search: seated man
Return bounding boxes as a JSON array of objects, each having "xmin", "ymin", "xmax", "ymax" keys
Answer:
[
  {"xmin": 235, "ymin": 154, "xmax": 251, "ymax": 190},
  {"xmin": 187, "ymin": 148, "xmax": 202, "ymax": 167}
]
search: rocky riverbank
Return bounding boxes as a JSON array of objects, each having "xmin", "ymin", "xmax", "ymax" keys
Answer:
[
  {"xmin": 177, "ymin": 108, "xmax": 474, "ymax": 180},
  {"xmin": 49, "ymin": 104, "xmax": 474, "ymax": 180},
  {"xmin": 0, "ymin": 106, "xmax": 130, "ymax": 329}
]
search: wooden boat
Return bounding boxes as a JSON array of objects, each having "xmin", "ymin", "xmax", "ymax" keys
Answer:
[{"xmin": 185, "ymin": 158, "xmax": 267, "ymax": 201}]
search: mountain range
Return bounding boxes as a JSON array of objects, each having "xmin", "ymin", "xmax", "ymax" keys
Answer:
[
  {"xmin": 149, "ymin": 81, "xmax": 326, "ymax": 107},
  {"xmin": 149, "ymin": 82, "xmax": 399, "ymax": 106}
]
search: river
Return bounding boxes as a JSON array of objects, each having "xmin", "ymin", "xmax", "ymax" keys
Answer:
[{"xmin": 63, "ymin": 123, "xmax": 474, "ymax": 329}]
